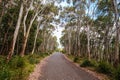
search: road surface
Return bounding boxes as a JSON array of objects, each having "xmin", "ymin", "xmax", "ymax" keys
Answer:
[{"xmin": 39, "ymin": 53, "xmax": 99, "ymax": 80}]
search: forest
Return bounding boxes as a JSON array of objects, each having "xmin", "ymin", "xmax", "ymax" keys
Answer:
[
  {"xmin": 60, "ymin": 0, "xmax": 120, "ymax": 80},
  {"xmin": 0, "ymin": 0, "xmax": 120, "ymax": 80},
  {"xmin": 0, "ymin": 0, "xmax": 58, "ymax": 79}
]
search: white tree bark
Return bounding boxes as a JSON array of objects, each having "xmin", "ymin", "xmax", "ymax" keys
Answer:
[
  {"xmin": 23, "ymin": 0, "xmax": 33, "ymax": 36},
  {"xmin": 87, "ymin": 25, "xmax": 91, "ymax": 60},
  {"xmin": 20, "ymin": 11, "xmax": 38, "ymax": 57},
  {"xmin": 31, "ymin": 21, "xmax": 41, "ymax": 54},
  {"xmin": 20, "ymin": 5, "xmax": 47, "ymax": 56},
  {"xmin": 7, "ymin": 2, "xmax": 24, "ymax": 60},
  {"xmin": 113, "ymin": 0, "xmax": 119, "ymax": 65}
]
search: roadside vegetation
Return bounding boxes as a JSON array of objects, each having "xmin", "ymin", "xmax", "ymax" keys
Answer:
[
  {"xmin": 67, "ymin": 54, "xmax": 120, "ymax": 80},
  {"xmin": 60, "ymin": 0, "xmax": 120, "ymax": 80},
  {"xmin": 0, "ymin": 0, "xmax": 120, "ymax": 80},
  {"xmin": 0, "ymin": 53, "xmax": 49, "ymax": 80},
  {"xmin": 0, "ymin": 0, "xmax": 58, "ymax": 80}
]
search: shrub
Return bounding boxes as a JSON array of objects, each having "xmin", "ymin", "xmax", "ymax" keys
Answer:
[
  {"xmin": 73, "ymin": 57, "xmax": 79, "ymax": 62},
  {"xmin": 0, "ymin": 65, "xmax": 11, "ymax": 80},
  {"xmin": 28, "ymin": 55, "xmax": 40, "ymax": 64},
  {"xmin": 0, "ymin": 56, "xmax": 5, "ymax": 65},
  {"xmin": 25, "ymin": 64, "xmax": 35, "ymax": 73},
  {"xmin": 9, "ymin": 56, "xmax": 27, "ymax": 69},
  {"xmin": 96, "ymin": 61, "xmax": 113, "ymax": 74},
  {"xmin": 41, "ymin": 53, "xmax": 49, "ymax": 57},
  {"xmin": 80, "ymin": 59, "xmax": 95, "ymax": 67},
  {"xmin": 61, "ymin": 50, "xmax": 66, "ymax": 54},
  {"xmin": 0, "ymin": 56, "xmax": 5, "ymax": 70},
  {"xmin": 16, "ymin": 57, "xmax": 26, "ymax": 68},
  {"xmin": 0, "ymin": 53, "xmax": 49, "ymax": 80},
  {"xmin": 114, "ymin": 65, "xmax": 120, "ymax": 80}
]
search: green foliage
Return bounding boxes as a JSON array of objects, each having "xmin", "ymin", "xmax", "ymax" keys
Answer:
[
  {"xmin": 73, "ymin": 57, "xmax": 79, "ymax": 62},
  {"xmin": 27, "ymin": 54, "xmax": 40, "ymax": 64},
  {"xmin": 96, "ymin": 61, "xmax": 113, "ymax": 74},
  {"xmin": 0, "ymin": 66, "xmax": 11, "ymax": 80},
  {"xmin": 61, "ymin": 50, "xmax": 66, "ymax": 54},
  {"xmin": 80, "ymin": 59, "xmax": 95, "ymax": 67},
  {"xmin": 0, "ymin": 56, "xmax": 5, "ymax": 65},
  {"xmin": 41, "ymin": 53, "xmax": 49, "ymax": 58},
  {"xmin": 114, "ymin": 65, "xmax": 120, "ymax": 80},
  {"xmin": 9, "ymin": 56, "xmax": 27, "ymax": 69},
  {"xmin": 0, "ymin": 53, "xmax": 49, "ymax": 80}
]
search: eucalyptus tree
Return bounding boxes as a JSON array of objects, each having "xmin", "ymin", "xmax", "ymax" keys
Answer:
[
  {"xmin": 31, "ymin": 2, "xmax": 58, "ymax": 54},
  {"xmin": 39, "ymin": 23, "xmax": 58, "ymax": 52},
  {"xmin": 60, "ymin": 6, "xmax": 77, "ymax": 55},
  {"xmin": 20, "ymin": 1, "xmax": 58, "ymax": 56},
  {"xmin": 60, "ymin": 0, "xmax": 120, "ymax": 66},
  {"xmin": 20, "ymin": 0, "xmax": 43, "ymax": 57},
  {"xmin": 7, "ymin": 0, "xmax": 24, "ymax": 60},
  {"xmin": 113, "ymin": 0, "xmax": 120, "ymax": 65},
  {"xmin": 93, "ymin": 0, "xmax": 120, "ymax": 64},
  {"xmin": 0, "ymin": 0, "xmax": 19, "ymax": 55},
  {"xmin": 0, "ymin": 0, "xmax": 16, "ymax": 24},
  {"xmin": 60, "ymin": 0, "xmax": 94, "ymax": 59},
  {"xmin": 2, "ymin": 0, "xmax": 59, "ymax": 60},
  {"xmin": 0, "ymin": 1, "xmax": 18, "ymax": 54},
  {"xmin": 31, "ymin": 18, "xmax": 42, "ymax": 54}
]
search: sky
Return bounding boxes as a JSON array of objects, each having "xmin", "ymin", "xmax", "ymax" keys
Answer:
[
  {"xmin": 53, "ymin": 0, "xmax": 73, "ymax": 48},
  {"xmin": 53, "ymin": 27, "xmax": 64, "ymax": 48}
]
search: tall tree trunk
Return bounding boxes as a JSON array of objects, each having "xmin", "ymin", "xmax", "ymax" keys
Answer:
[
  {"xmin": 42, "ymin": 31, "xmax": 46, "ymax": 52},
  {"xmin": 113, "ymin": 0, "xmax": 119, "ymax": 66},
  {"xmin": 68, "ymin": 31, "xmax": 71, "ymax": 55},
  {"xmin": 20, "ymin": 0, "xmax": 45, "ymax": 56},
  {"xmin": 20, "ymin": 13, "xmax": 38, "ymax": 57},
  {"xmin": 23, "ymin": 0, "xmax": 33, "ymax": 36},
  {"xmin": 7, "ymin": 2, "xmax": 23, "ymax": 60},
  {"xmin": 103, "ymin": 26, "xmax": 109, "ymax": 61},
  {"xmin": 31, "ymin": 21, "xmax": 41, "ymax": 54},
  {"xmin": 87, "ymin": 25, "xmax": 91, "ymax": 60},
  {"xmin": 77, "ymin": 18, "xmax": 81, "ymax": 56}
]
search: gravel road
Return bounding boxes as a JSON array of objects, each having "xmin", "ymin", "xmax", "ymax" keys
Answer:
[{"xmin": 39, "ymin": 52, "xmax": 99, "ymax": 80}]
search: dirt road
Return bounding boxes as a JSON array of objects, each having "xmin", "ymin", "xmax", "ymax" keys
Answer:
[{"xmin": 39, "ymin": 52, "xmax": 99, "ymax": 80}]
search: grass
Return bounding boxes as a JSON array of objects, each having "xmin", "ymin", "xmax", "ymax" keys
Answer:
[{"xmin": 0, "ymin": 52, "xmax": 50, "ymax": 80}]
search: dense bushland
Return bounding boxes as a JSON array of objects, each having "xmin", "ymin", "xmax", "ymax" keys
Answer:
[
  {"xmin": 0, "ymin": 0, "xmax": 58, "ymax": 79},
  {"xmin": 80, "ymin": 59, "xmax": 96, "ymax": 67},
  {"xmin": 67, "ymin": 54, "xmax": 120, "ymax": 80},
  {"xmin": 60, "ymin": 0, "xmax": 120, "ymax": 69},
  {"xmin": 61, "ymin": 0, "xmax": 120, "ymax": 79},
  {"xmin": 0, "ymin": 53, "xmax": 49, "ymax": 80}
]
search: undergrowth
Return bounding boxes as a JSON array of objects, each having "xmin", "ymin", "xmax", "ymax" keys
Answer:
[
  {"xmin": 80, "ymin": 59, "xmax": 96, "ymax": 67},
  {"xmin": 67, "ymin": 54, "xmax": 120, "ymax": 80},
  {"xmin": 0, "ymin": 53, "xmax": 49, "ymax": 80}
]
